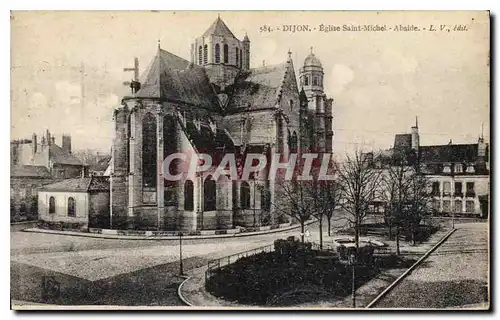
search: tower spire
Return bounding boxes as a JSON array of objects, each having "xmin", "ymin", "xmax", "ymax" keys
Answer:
[
  {"xmin": 415, "ymin": 116, "xmax": 418, "ymax": 128},
  {"xmin": 157, "ymin": 39, "xmax": 161, "ymax": 50},
  {"xmin": 310, "ymin": 46, "xmax": 313, "ymax": 54},
  {"xmin": 287, "ymin": 49, "xmax": 292, "ymax": 60}
]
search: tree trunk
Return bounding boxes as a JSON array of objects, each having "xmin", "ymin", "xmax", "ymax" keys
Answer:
[
  {"xmin": 301, "ymin": 221, "xmax": 305, "ymax": 243},
  {"xmin": 354, "ymin": 215, "xmax": 360, "ymax": 252},
  {"xmin": 327, "ymin": 217, "xmax": 331, "ymax": 236},
  {"xmin": 319, "ymin": 218, "xmax": 323, "ymax": 250},
  {"xmin": 396, "ymin": 225, "xmax": 400, "ymax": 255}
]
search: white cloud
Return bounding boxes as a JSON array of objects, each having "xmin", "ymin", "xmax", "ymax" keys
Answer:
[{"xmin": 329, "ymin": 64, "xmax": 354, "ymax": 96}]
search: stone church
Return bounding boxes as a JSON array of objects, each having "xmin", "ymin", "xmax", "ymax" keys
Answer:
[{"xmin": 110, "ymin": 17, "xmax": 334, "ymax": 231}]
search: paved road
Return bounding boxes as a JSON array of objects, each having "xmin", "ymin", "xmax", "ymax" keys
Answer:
[
  {"xmin": 375, "ymin": 222, "xmax": 489, "ymax": 309},
  {"xmin": 11, "ymin": 215, "xmax": 355, "ymax": 307}
]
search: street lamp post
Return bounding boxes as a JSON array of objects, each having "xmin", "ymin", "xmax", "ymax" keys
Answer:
[
  {"xmin": 179, "ymin": 232, "xmax": 184, "ymax": 276},
  {"xmin": 349, "ymin": 252, "xmax": 357, "ymax": 308}
]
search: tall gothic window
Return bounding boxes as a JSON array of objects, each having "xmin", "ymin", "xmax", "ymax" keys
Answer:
[
  {"xmin": 163, "ymin": 115, "xmax": 176, "ymax": 160},
  {"xmin": 198, "ymin": 45, "xmax": 202, "ymax": 65},
  {"xmin": 313, "ymin": 76, "xmax": 318, "ymax": 86},
  {"xmin": 142, "ymin": 113, "xmax": 157, "ymax": 188},
  {"xmin": 240, "ymin": 49, "xmax": 243, "ymax": 68},
  {"xmin": 184, "ymin": 180, "xmax": 194, "ymax": 211},
  {"xmin": 204, "ymin": 175, "xmax": 216, "ymax": 211},
  {"xmin": 215, "ymin": 43, "xmax": 220, "ymax": 63},
  {"xmin": 223, "ymin": 44, "xmax": 229, "ymax": 64},
  {"xmin": 235, "ymin": 48, "xmax": 239, "ymax": 66},
  {"xmin": 49, "ymin": 196, "xmax": 55, "ymax": 214},
  {"xmin": 203, "ymin": 44, "xmax": 208, "ymax": 65},
  {"xmin": 240, "ymin": 182, "xmax": 251, "ymax": 209},
  {"xmin": 67, "ymin": 197, "xmax": 75, "ymax": 217}
]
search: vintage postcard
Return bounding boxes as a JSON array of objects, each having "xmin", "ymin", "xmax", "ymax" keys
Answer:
[{"xmin": 10, "ymin": 11, "xmax": 490, "ymax": 310}]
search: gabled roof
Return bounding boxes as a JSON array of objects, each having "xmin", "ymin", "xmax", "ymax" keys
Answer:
[
  {"xmin": 41, "ymin": 176, "xmax": 109, "ymax": 192},
  {"xmin": 394, "ymin": 134, "xmax": 412, "ymax": 150},
  {"xmin": 50, "ymin": 144, "xmax": 84, "ymax": 166},
  {"xmin": 419, "ymin": 144, "xmax": 480, "ymax": 163},
  {"xmin": 91, "ymin": 155, "xmax": 111, "ymax": 172},
  {"xmin": 11, "ymin": 165, "xmax": 51, "ymax": 178},
  {"xmin": 202, "ymin": 17, "xmax": 237, "ymax": 39},
  {"xmin": 227, "ymin": 62, "xmax": 289, "ymax": 112},
  {"xmin": 136, "ymin": 49, "xmax": 221, "ymax": 111}
]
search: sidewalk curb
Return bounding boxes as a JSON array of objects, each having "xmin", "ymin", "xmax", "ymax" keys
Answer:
[
  {"xmin": 177, "ymin": 275, "xmax": 194, "ymax": 306},
  {"xmin": 365, "ymin": 228, "xmax": 457, "ymax": 308},
  {"xmin": 22, "ymin": 220, "xmax": 316, "ymax": 241}
]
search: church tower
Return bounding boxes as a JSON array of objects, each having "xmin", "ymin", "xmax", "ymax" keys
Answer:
[
  {"xmin": 191, "ymin": 16, "xmax": 249, "ymax": 91},
  {"xmin": 299, "ymin": 48, "xmax": 331, "ymax": 152}
]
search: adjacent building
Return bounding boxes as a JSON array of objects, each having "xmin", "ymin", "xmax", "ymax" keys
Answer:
[
  {"xmin": 38, "ymin": 176, "xmax": 110, "ymax": 230},
  {"xmin": 10, "ymin": 130, "xmax": 88, "ymax": 221},
  {"xmin": 370, "ymin": 120, "xmax": 489, "ymax": 218}
]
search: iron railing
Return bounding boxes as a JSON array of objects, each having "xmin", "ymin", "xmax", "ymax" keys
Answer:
[{"xmin": 205, "ymin": 244, "xmax": 274, "ymax": 283}]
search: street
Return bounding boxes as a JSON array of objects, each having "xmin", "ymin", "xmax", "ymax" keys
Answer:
[{"xmin": 375, "ymin": 222, "xmax": 489, "ymax": 309}]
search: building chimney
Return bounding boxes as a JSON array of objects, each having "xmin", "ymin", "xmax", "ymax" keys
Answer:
[
  {"xmin": 32, "ymin": 133, "xmax": 37, "ymax": 155},
  {"xmin": 411, "ymin": 117, "xmax": 419, "ymax": 151},
  {"xmin": 62, "ymin": 134, "xmax": 72, "ymax": 153},
  {"xmin": 46, "ymin": 129, "xmax": 52, "ymax": 146}
]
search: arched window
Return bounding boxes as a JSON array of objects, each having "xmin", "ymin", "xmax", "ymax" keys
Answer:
[
  {"xmin": 289, "ymin": 99, "xmax": 294, "ymax": 111},
  {"xmin": 204, "ymin": 175, "xmax": 216, "ymax": 211},
  {"xmin": 67, "ymin": 197, "xmax": 75, "ymax": 217},
  {"xmin": 198, "ymin": 45, "xmax": 202, "ymax": 65},
  {"xmin": 49, "ymin": 196, "xmax": 55, "ymax": 214},
  {"xmin": 142, "ymin": 113, "xmax": 157, "ymax": 188},
  {"xmin": 235, "ymin": 48, "xmax": 239, "ymax": 66},
  {"xmin": 215, "ymin": 43, "xmax": 220, "ymax": 63},
  {"xmin": 203, "ymin": 44, "xmax": 208, "ymax": 65},
  {"xmin": 240, "ymin": 181, "xmax": 251, "ymax": 209},
  {"xmin": 239, "ymin": 49, "xmax": 243, "ymax": 68},
  {"xmin": 304, "ymin": 75, "xmax": 309, "ymax": 86},
  {"xmin": 313, "ymin": 76, "xmax": 318, "ymax": 86},
  {"xmin": 184, "ymin": 180, "xmax": 194, "ymax": 211},
  {"xmin": 223, "ymin": 44, "xmax": 229, "ymax": 64}
]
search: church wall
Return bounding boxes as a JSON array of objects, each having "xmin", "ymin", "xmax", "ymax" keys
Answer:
[{"xmin": 111, "ymin": 107, "xmax": 129, "ymax": 229}]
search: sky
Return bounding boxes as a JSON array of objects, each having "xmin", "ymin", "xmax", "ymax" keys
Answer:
[{"xmin": 10, "ymin": 11, "xmax": 490, "ymax": 154}]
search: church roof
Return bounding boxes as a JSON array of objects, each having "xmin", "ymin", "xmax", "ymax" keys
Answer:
[
  {"xmin": 136, "ymin": 49, "xmax": 221, "ymax": 112},
  {"xmin": 202, "ymin": 17, "xmax": 237, "ymax": 39},
  {"xmin": 226, "ymin": 62, "xmax": 289, "ymax": 112}
]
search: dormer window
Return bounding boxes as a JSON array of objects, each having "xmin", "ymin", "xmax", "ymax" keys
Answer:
[
  {"xmin": 466, "ymin": 164, "xmax": 475, "ymax": 173},
  {"xmin": 454, "ymin": 164, "xmax": 463, "ymax": 173},
  {"xmin": 443, "ymin": 164, "xmax": 451, "ymax": 173}
]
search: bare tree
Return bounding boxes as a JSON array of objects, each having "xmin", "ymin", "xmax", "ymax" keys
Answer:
[
  {"xmin": 272, "ymin": 179, "xmax": 314, "ymax": 243},
  {"xmin": 322, "ymin": 180, "xmax": 341, "ymax": 237},
  {"xmin": 336, "ymin": 149, "xmax": 382, "ymax": 251},
  {"xmin": 378, "ymin": 153, "xmax": 413, "ymax": 255},
  {"xmin": 406, "ymin": 168, "xmax": 433, "ymax": 245}
]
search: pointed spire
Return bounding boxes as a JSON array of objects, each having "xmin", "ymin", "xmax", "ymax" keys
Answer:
[
  {"xmin": 287, "ymin": 49, "xmax": 292, "ymax": 61},
  {"xmin": 415, "ymin": 116, "xmax": 418, "ymax": 128},
  {"xmin": 157, "ymin": 39, "xmax": 161, "ymax": 50},
  {"xmin": 243, "ymin": 32, "xmax": 249, "ymax": 42},
  {"xmin": 310, "ymin": 46, "xmax": 313, "ymax": 55}
]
